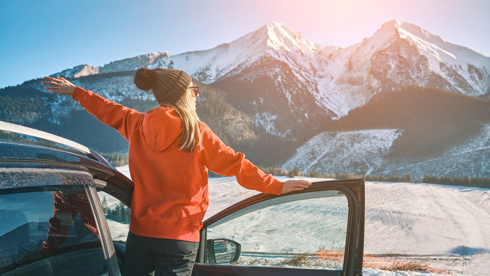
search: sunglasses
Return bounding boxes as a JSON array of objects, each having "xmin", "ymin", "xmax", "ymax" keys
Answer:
[{"xmin": 189, "ymin": 86, "xmax": 199, "ymax": 97}]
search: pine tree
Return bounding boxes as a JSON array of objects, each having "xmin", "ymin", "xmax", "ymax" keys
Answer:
[
  {"xmin": 116, "ymin": 205, "xmax": 122, "ymax": 222},
  {"xmin": 293, "ymin": 167, "xmax": 302, "ymax": 177},
  {"xmin": 102, "ymin": 196, "xmax": 109, "ymax": 213},
  {"xmin": 309, "ymin": 170, "xmax": 320, "ymax": 178}
]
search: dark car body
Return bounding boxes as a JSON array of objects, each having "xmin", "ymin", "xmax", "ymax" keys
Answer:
[{"xmin": 0, "ymin": 121, "xmax": 365, "ymax": 276}]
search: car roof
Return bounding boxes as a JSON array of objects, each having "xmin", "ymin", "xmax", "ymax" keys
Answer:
[
  {"xmin": 0, "ymin": 121, "xmax": 108, "ymax": 165},
  {"xmin": 0, "ymin": 121, "xmax": 133, "ymax": 194},
  {"xmin": 0, "ymin": 167, "xmax": 96, "ymax": 190}
]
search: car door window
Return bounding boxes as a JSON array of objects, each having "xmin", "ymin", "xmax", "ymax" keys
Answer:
[
  {"xmin": 205, "ymin": 190, "xmax": 349, "ymax": 270},
  {"xmin": 0, "ymin": 187, "xmax": 108, "ymax": 276},
  {"xmin": 97, "ymin": 191, "xmax": 130, "ymax": 243}
]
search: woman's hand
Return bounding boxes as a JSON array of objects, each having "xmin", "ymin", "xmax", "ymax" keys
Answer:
[
  {"xmin": 281, "ymin": 179, "xmax": 312, "ymax": 194},
  {"xmin": 42, "ymin": 76, "xmax": 76, "ymax": 96}
]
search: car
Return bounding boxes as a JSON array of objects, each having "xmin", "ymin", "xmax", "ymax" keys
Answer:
[{"xmin": 0, "ymin": 120, "xmax": 365, "ymax": 276}]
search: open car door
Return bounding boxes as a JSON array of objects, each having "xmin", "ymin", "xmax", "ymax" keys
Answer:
[{"xmin": 193, "ymin": 179, "xmax": 365, "ymax": 276}]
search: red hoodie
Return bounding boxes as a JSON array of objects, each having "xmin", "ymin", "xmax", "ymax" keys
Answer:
[{"xmin": 72, "ymin": 87, "xmax": 283, "ymax": 242}]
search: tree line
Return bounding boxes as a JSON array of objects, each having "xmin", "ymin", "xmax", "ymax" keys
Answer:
[
  {"xmin": 332, "ymin": 86, "xmax": 490, "ymax": 159},
  {"xmin": 422, "ymin": 175, "xmax": 490, "ymax": 188},
  {"xmin": 99, "ymin": 155, "xmax": 490, "ymax": 190},
  {"xmin": 258, "ymin": 165, "xmax": 490, "ymax": 189},
  {"xmin": 100, "ymin": 152, "xmax": 129, "ymax": 167},
  {"xmin": 101, "ymin": 196, "xmax": 130, "ymax": 224}
]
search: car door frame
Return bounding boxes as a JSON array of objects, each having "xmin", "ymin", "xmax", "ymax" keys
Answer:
[{"xmin": 193, "ymin": 179, "xmax": 365, "ymax": 276}]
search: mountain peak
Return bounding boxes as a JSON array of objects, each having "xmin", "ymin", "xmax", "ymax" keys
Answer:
[
  {"xmin": 366, "ymin": 20, "xmax": 442, "ymax": 53},
  {"xmin": 262, "ymin": 22, "xmax": 317, "ymax": 53},
  {"xmin": 371, "ymin": 19, "xmax": 404, "ymax": 41},
  {"xmin": 381, "ymin": 19, "xmax": 403, "ymax": 30},
  {"xmin": 265, "ymin": 22, "xmax": 295, "ymax": 33},
  {"xmin": 378, "ymin": 20, "xmax": 446, "ymax": 46},
  {"xmin": 51, "ymin": 64, "xmax": 100, "ymax": 79}
]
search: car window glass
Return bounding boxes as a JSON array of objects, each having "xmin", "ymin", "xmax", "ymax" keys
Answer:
[
  {"xmin": 0, "ymin": 187, "xmax": 108, "ymax": 276},
  {"xmin": 97, "ymin": 191, "xmax": 130, "ymax": 242},
  {"xmin": 205, "ymin": 190, "xmax": 349, "ymax": 270}
]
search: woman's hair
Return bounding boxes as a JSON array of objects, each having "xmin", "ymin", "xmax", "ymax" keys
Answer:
[
  {"xmin": 164, "ymin": 89, "xmax": 201, "ymax": 153},
  {"xmin": 134, "ymin": 68, "xmax": 200, "ymax": 153}
]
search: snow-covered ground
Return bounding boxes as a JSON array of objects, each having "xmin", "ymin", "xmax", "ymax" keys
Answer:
[{"xmin": 105, "ymin": 166, "xmax": 489, "ymax": 275}]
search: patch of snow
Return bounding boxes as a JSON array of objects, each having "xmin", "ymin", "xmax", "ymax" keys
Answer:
[
  {"xmin": 282, "ymin": 129, "xmax": 401, "ymax": 174},
  {"xmin": 116, "ymin": 165, "xmax": 131, "ymax": 179},
  {"xmin": 253, "ymin": 112, "xmax": 290, "ymax": 138},
  {"xmin": 106, "ymin": 219, "xmax": 129, "ymax": 242}
]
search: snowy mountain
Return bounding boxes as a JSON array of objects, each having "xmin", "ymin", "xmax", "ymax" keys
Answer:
[
  {"xmin": 3, "ymin": 20, "xmax": 490, "ymax": 177},
  {"xmin": 53, "ymin": 20, "xmax": 490, "ymax": 122},
  {"xmin": 282, "ymin": 129, "xmax": 402, "ymax": 176}
]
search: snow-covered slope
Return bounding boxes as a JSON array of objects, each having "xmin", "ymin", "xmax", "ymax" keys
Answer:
[
  {"xmin": 380, "ymin": 123, "xmax": 490, "ymax": 177},
  {"xmin": 282, "ymin": 129, "xmax": 402, "ymax": 175},
  {"xmin": 395, "ymin": 21, "xmax": 490, "ymax": 97},
  {"xmin": 283, "ymin": 123, "xmax": 490, "ymax": 179}
]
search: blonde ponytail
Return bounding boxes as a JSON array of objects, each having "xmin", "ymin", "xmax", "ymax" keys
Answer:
[{"xmin": 163, "ymin": 89, "xmax": 201, "ymax": 153}]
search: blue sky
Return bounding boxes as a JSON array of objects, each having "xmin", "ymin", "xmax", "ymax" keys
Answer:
[{"xmin": 0, "ymin": 0, "xmax": 489, "ymax": 88}]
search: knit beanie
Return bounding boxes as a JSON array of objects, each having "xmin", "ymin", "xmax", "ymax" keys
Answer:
[{"xmin": 134, "ymin": 67, "xmax": 192, "ymax": 106}]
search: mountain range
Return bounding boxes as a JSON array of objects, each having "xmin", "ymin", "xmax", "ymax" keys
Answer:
[{"xmin": 1, "ymin": 20, "xmax": 490, "ymax": 178}]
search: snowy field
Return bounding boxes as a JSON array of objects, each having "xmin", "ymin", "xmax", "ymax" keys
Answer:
[{"xmin": 104, "ymin": 166, "xmax": 489, "ymax": 275}]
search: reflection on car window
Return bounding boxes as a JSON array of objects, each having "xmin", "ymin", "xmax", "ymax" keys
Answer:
[
  {"xmin": 98, "ymin": 191, "xmax": 130, "ymax": 242},
  {"xmin": 0, "ymin": 187, "xmax": 108, "ymax": 275},
  {"xmin": 206, "ymin": 190, "xmax": 348, "ymax": 270}
]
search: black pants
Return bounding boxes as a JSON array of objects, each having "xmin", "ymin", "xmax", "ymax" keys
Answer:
[{"xmin": 122, "ymin": 232, "xmax": 199, "ymax": 276}]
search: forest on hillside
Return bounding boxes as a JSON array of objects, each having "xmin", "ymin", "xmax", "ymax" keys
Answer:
[
  {"xmin": 0, "ymin": 74, "xmax": 281, "ymax": 164},
  {"xmin": 331, "ymin": 86, "xmax": 490, "ymax": 159}
]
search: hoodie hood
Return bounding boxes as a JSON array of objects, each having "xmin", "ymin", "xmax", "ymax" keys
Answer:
[{"xmin": 142, "ymin": 107, "xmax": 183, "ymax": 152}]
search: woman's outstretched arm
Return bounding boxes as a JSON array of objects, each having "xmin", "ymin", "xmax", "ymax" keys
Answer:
[
  {"xmin": 42, "ymin": 76, "xmax": 144, "ymax": 140},
  {"xmin": 200, "ymin": 125, "xmax": 311, "ymax": 195}
]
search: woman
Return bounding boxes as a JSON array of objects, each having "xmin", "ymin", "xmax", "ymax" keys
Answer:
[{"xmin": 42, "ymin": 68, "xmax": 311, "ymax": 276}]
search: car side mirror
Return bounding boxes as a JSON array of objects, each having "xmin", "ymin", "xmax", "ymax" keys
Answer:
[{"xmin": 205, "ymin": 239, "xmax": 241, "ymax": 264}]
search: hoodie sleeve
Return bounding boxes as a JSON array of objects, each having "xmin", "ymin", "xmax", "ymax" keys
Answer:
[
  {"xmin": 200, "ymin": 126, "xmax": 283, "ymax": 195},
  {"xmin": 72, "ymin": 86, "xmax": 144, "ymax": 140}
]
